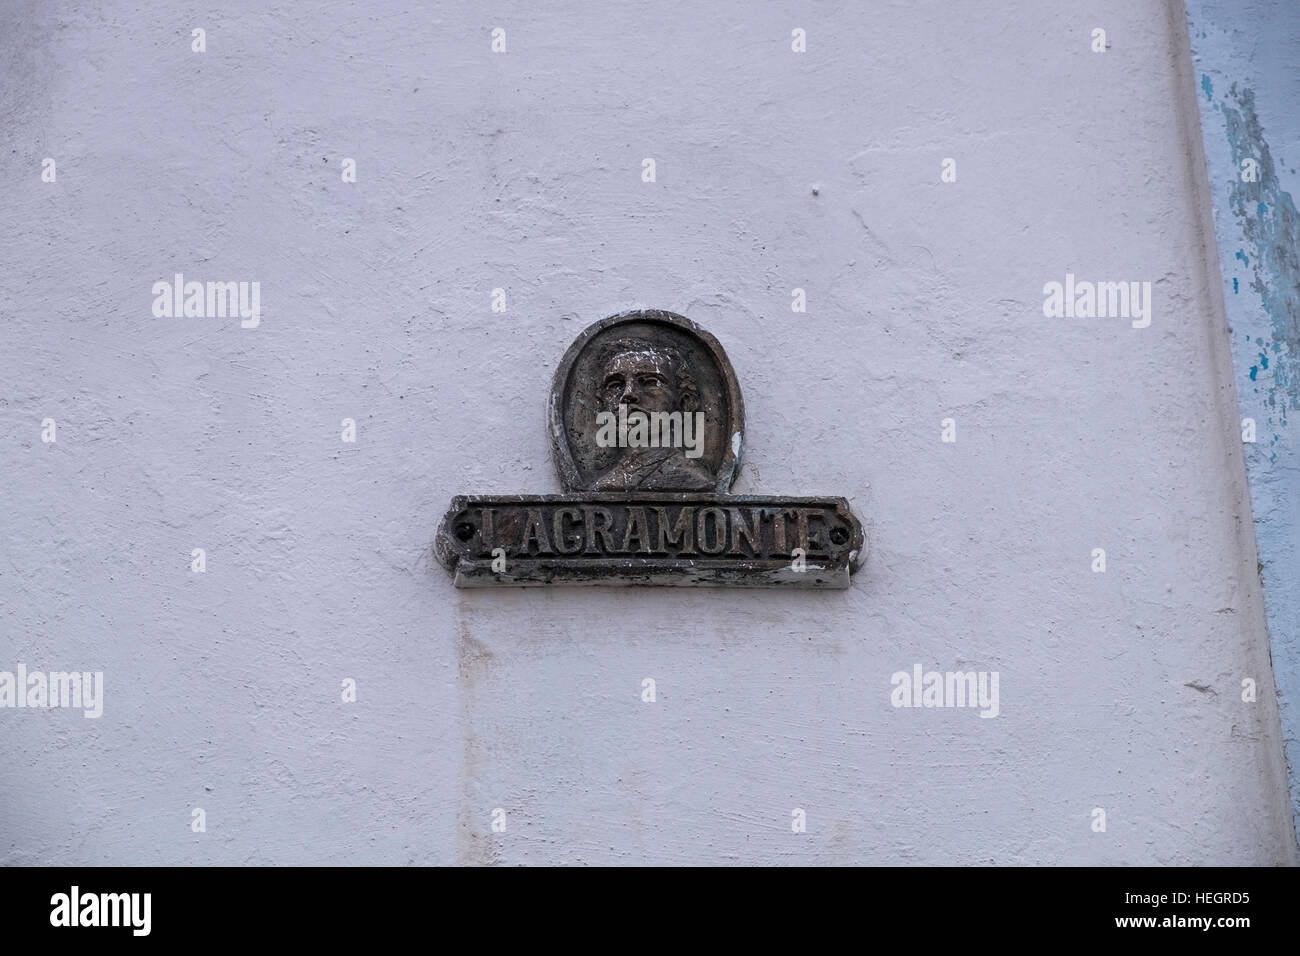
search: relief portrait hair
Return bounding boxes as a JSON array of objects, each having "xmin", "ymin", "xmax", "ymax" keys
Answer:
[{"xmin": 599, "ymin": 337, "xmax": 701, "ymax": 413}]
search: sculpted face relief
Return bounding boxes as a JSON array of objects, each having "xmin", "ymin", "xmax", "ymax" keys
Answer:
[{"xmin": 591, "ymin": 341, "xmax": 710, "ymax": 490}]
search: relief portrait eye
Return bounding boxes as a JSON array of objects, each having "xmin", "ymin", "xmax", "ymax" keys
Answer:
[{"xmin": 454, "ymin": 521, "xmax": 475, "ymax": 541}]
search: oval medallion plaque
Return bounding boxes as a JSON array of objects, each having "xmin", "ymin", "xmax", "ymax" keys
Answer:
[{"xmin": 548, "ymin": 310, "xmax": 744, "ymax": 494}]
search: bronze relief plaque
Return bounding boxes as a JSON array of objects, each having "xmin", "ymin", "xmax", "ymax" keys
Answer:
[
  {"xmin": 436, "ymin": 310, "xmax": 865, "ymax": 587},
  {"xmin": 549, "ymin": 313, "xmax": 743, "ymax": 494}
]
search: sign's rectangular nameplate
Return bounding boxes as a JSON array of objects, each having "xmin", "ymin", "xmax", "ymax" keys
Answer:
[{"xmin": 437, "ymin": 493, "xmax": 864, "ymax": 588}]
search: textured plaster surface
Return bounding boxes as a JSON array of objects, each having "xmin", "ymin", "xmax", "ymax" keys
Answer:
[{"xmin": 0, "ymin": 0, "xmax": 1295, "ymax": 864}]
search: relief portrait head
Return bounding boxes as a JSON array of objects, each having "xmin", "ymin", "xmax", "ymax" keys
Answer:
[{"xmin": 549, "ymin": 311, "xmax": 745, "ymax": 493}]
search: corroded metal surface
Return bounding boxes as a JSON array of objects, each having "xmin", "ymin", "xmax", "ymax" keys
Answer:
[
  {"xmin": 548, "ymin": 310, "xmax": 744, "ymax": 493},
  {"xmin": 437, "ymin": 493, "xmax": 864, "ymax": 588},
  {"xmin": 436, "ymin": 310, "xmax": 865, "ymax": 588}
]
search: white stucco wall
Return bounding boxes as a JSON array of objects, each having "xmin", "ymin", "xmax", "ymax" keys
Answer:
[{"xmin": 2, "ymin": 0, "xmax": 1294, "ymax": 864}]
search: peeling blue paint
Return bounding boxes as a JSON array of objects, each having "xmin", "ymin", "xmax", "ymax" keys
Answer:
[
  {"xmin": 1188, "ymin": 0, "xmax": 1300, "ymax": 853},
  {"xmin": 1217, "ymin": 84, "xmax": 1300, "ymax": 410}
]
